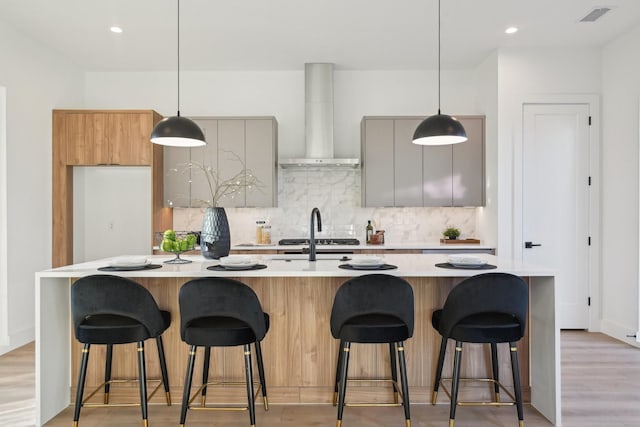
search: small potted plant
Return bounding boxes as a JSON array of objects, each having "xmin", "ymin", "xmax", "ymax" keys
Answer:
[{"xmin": 443, "ymin": 227, "xmax": 461, "ymax": 240}]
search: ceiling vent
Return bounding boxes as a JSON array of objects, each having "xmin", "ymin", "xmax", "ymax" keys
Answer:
[{"xmin": 579, "ymin": 7, "xmax": 612, "ymax": 22}]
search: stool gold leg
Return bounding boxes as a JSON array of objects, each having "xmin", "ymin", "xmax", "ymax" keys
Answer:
[
  {"xmin": 406, "ymin": 420, "xmax": 411, "ymax": 427},
  {"xmin": 431, "ymin": 390, "xmax": 438, "ymax": 405},
  {"xmin": 449, "ymin": 419, "xmax": 455, "ymax": 427},
  {"xmin": 263, "ymin": 396, "xmax": 269, "ymax": 411},
  {"xmin": 336, "ymin": 420, "xmax": 342, "ymax": 427}
]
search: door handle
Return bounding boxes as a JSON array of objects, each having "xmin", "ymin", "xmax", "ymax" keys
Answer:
[{"xmin": 524, "ymin": 241, "xmax": 542, "ymax": 249}]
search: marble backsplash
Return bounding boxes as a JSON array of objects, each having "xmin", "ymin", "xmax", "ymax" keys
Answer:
[{"xmin": 172, "ymin": 168, "xmax": 477, "ymax": 245}]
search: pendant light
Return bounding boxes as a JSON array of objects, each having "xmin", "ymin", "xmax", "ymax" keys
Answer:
[
  {"xmin": 150, "ymin": 0, "xmax": 205, "ymax": 147},
  {"xmin": 412, "ymin": 0, "xmax": 467, "ymax": 146}
]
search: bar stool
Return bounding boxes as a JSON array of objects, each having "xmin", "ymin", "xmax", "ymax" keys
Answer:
[
  {"xmin": 431, "ymin": 272, "xmax": 528, "ymax": 427},
  {"xmin": 178, "ymin": 277, "xmax": 269, "ymax": 427},
  {"xmin": 70, "ymin": 274, "xmax": 172, "ymax": 427},
  {"xmin": 330, "ymin": 273, "xmax": 414, "ymax": 427}
]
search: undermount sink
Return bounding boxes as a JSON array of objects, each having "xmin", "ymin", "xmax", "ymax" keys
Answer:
[{"xmin": 266, "ymin": 254, "xmax": 351, "ymax": 261}]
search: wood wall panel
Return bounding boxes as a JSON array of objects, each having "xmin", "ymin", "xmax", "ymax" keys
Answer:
[
  {"xmin": 52, "ymin": 110, "xmax": 165, "ymax": 267},
  {"xmin": 69, "ymin": 276, "xmax": 530, "ymax": 404}
]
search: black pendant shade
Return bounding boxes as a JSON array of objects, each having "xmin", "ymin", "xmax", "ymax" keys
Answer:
[
  {"xmin": 412, "ymin": 112, "xmax": 467, "ymax": 146},
  {"xmin": 412, "ymin": 0, "xmax": 467, "ymax": 146},
  {"xmin": 150, "ymin": 0, "xmax": 205, "ymax": 148},
  {"xmin": 150, "ymin": 115, "xmax": 206, "ymax": 147}
]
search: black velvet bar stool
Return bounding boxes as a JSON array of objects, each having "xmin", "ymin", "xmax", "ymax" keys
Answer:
[
  {"xmin": 70, "ymin": 274, "xmax": 171, "ymax": 427},
  {"xmin": 431, "ymin": 272, "xmax": 528, "ymax": 427},
  {"xmin": 330, "ymin": 274, "xmax": 414, "ymax": 427},
  {"xmin": 178, "ymin": 277, "xmax": 269, "ymax": 427}
]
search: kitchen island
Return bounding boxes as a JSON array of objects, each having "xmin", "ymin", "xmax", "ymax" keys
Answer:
[{"xmin": 35, "ymin": 254, "xmax": 559, "ymax": 426}]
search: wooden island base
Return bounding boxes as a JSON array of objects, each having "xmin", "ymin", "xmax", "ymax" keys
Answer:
[{"xmin": 70, "ymin": 276, "xmax": 530, "ymax": 405}]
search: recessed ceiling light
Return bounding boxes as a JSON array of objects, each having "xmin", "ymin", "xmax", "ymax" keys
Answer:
[
  {"xmin": 505, "ymin": 26, "xmax": 518, "ymax": 34},
  {"xmin": 110, "ymin": 26, "xmax": 123, "ymax": 34}
]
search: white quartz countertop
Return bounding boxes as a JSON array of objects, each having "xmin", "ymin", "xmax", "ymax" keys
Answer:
[
  {"xmin": 37, "ymin": 253, "xmax": 553, "ymax": 279},
  {"xmin": 232, "ymin": 242, "xmax": 494, "ymax": 251}
]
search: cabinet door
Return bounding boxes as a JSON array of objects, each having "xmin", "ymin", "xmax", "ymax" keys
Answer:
[
  {"xmin": 163, "ymin": 145, "xmax": 191, "ymax": 207},
  {"xmin": 453, "ymin": 117, "xmax": 485, "ymax": 206},
  {"xmin": 394, "ymin": 119, "xmax": 423, "ymax": 207},
  {"xmin": 107, "ymin": 112, "xmax": 153, "ymax": 165},
  {"xmin": 65, "ymin": 113, "xmax": 108, "ymax": 165},
  {"xmin": 245, "ymin": 119, "xmax": 276, "ymax": 207},
  {"xmin": 190, "ymin": 119, "xmax": 219, "ymax": 207},
  {"xmin": 362, "ymin": 119, "xmax": 394, "ymax": 207},
  {"xmin": 422, "ymin": 143, "xmax": 453, "ymax": 207},
  {"xmin": 217, "ymin": 119, "xmax": 246, "ymax": 207}
]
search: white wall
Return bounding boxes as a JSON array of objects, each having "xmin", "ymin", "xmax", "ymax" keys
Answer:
[
  {"xmin": 84, "ymin": 68, "xmax": 480, "ymax": 160},
  {"xmin": 474, "ymin": 51, "xmax": 499, "ymax": 251},
  {"xmin": 0, "ymin": 20, "xmax": 84, "ymax": 355},
  {"xmin": 495, "ymin": 47, "xmax": 602, "ymax": 260},
  {"xmin": 601, "ymin": 25, "xmax": 640, "ymax": 343}
]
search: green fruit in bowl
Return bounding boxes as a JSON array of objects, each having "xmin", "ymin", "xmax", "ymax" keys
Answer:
[
  {"xmin": 186, "ymin": 234, "xmax": 197, "ymax": 248},
  {"xmin": 180, "ymin": 239, "xmax": 188, "ymax": 251},
  {"xmin": 163, "ymin": 229, "xmax": 176, "ymax": 241},
  {"xmin": 161, "ymin": 239, "xmax": 173, "ymax": 252}
]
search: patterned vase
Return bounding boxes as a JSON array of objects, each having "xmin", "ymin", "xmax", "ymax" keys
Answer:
[{"xmin": 201, "ymin": 207, "xmax": 231, "ymax": 259}]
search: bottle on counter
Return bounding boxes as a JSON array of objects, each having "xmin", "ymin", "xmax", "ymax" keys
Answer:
[
  {"xmin": 261, "ymin": 224, "xmax": 272, "ymax": 245},
  {"xmin": 366, "ymin": 220, "xmax": 374, "ymax": 244},
  {"xmin": 256, "ymin": 220, "xmax": 266, "ymax": 244}
]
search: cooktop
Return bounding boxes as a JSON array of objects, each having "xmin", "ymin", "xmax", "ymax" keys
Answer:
[{"xmin": 279, "ymin": 238, "xmax": 360, "ymax": 246}]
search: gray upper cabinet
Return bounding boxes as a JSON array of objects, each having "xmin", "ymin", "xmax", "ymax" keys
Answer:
[
  {"xmin": 245, "ymin": 119, "xmax": 277, "ymax": 207},
  {"xmin": 361, "ymin": 118, "xmax": 394, "ymax": 207},
  {"xmin": 362, "ymin": 115, "xmax": 485, "ymax": 207},
  {"xmin": 394, "ymin": 119, "xmax": 423, "ymax": 207},
  {"xmin": 163, "ymin": 116, "xmax": 277, "ymax": 208},
  {"xmin": 163, "ymin": 140, "xmax": 191, "ymax": 207},
  {"xmin": 452, "ymin": 117, "xmax": 484, "ymax": 206},
  {"xmin": 190, "ymin": 119, "xmax": 219, "ymax": 206}
]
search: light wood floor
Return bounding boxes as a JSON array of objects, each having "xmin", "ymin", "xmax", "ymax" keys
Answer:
[{"xmin": 2, "ymin": 331, "xmax": 640, "ymax": 426}]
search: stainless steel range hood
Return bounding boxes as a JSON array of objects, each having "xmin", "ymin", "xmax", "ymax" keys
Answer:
[{"xmin": 279, "ymin": 63, "xmax": 360, "ymax": 168}]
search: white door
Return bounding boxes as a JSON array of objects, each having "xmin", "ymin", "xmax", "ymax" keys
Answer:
[{"xmin": 522, "ymin": 104, "xmax": 590, "ymax": 329}]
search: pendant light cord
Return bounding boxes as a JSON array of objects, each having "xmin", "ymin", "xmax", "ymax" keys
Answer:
[
  {"xmin": 177, "ymin": 0, "xmax": 181, "ymax": 117},
  {"xmin": 437, "ymin": 0, "xmax": 441, "ymax": 115}
]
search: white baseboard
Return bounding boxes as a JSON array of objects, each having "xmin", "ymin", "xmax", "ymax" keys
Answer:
[
  {"xmin": 0, "ymin": 326, "xmax": 34, "ymax": 356},
  {"xmin": 599, "ymin": 319, "xmax": 640, "ymax": 348}
]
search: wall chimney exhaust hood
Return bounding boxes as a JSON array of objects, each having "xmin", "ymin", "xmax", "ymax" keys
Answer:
[{"xmin": 279, "ymin": 63, "xmax": 360, "ymax": 168}]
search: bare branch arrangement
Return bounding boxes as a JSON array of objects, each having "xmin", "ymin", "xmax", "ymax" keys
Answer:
[{"xmin": 188, "ymin": 150, "xmax": 263, "ymax": 207}]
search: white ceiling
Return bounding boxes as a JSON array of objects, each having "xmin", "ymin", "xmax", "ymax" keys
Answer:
[{"xmin": 1, "ymin": 0, "xmax": 640, "ymax": 71}]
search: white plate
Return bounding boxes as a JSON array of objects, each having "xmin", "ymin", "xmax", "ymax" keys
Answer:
[
  {"xmin": 447, "ymin": 255, "xmax": 485, "ymax": 265},
  {"xmin": 348, "ymin": 258, "xmax": 385, "ymax": 268},
  {"xmin": 220, "ymin": 263, "xmax": 258, "ymax": 270},
  {"xmin": 347, "ymin": 263, "xmax": 385, "ymax": 269},
  {"xmin": 108, "ymin": 257, "xmax": 149, "ymax": 268},
  {"xmin": 449, "ymin": 262, "xmax": 487, "ymax": 268},
  {"xmin": 349, "ymin": 256, "xmax": 384, "ymax": 266},
  {"xmin": 219, "ymin": 255, "xmax": 255, "ymax": 267}
]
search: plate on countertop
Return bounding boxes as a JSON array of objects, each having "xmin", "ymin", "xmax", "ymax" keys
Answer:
[
  {"xmin": 219, "ymin": 255, "xmax": 256, "ymax": 267},
  {"xmin": 108, "ymin": 256, "xmax": 150, "ymax": 268},
  {"xmin": 447, "ymin": 254, "xmax": 487, "ymax": 267},
  {"xmin": 449, "ymin": 262, "xmax": 488, "ymax": 268},
  {"xmin": 347, "ymin": 255, "xmax": 385, "ymax": 268},
  {"xmin": 207, "ymin": 264, "xmax": 267, "ymax": 271}
]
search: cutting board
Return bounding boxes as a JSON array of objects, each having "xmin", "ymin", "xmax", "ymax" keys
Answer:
[{"xmin": 440, "ymin": 238, "xmax": 481, "ymax": 244}]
